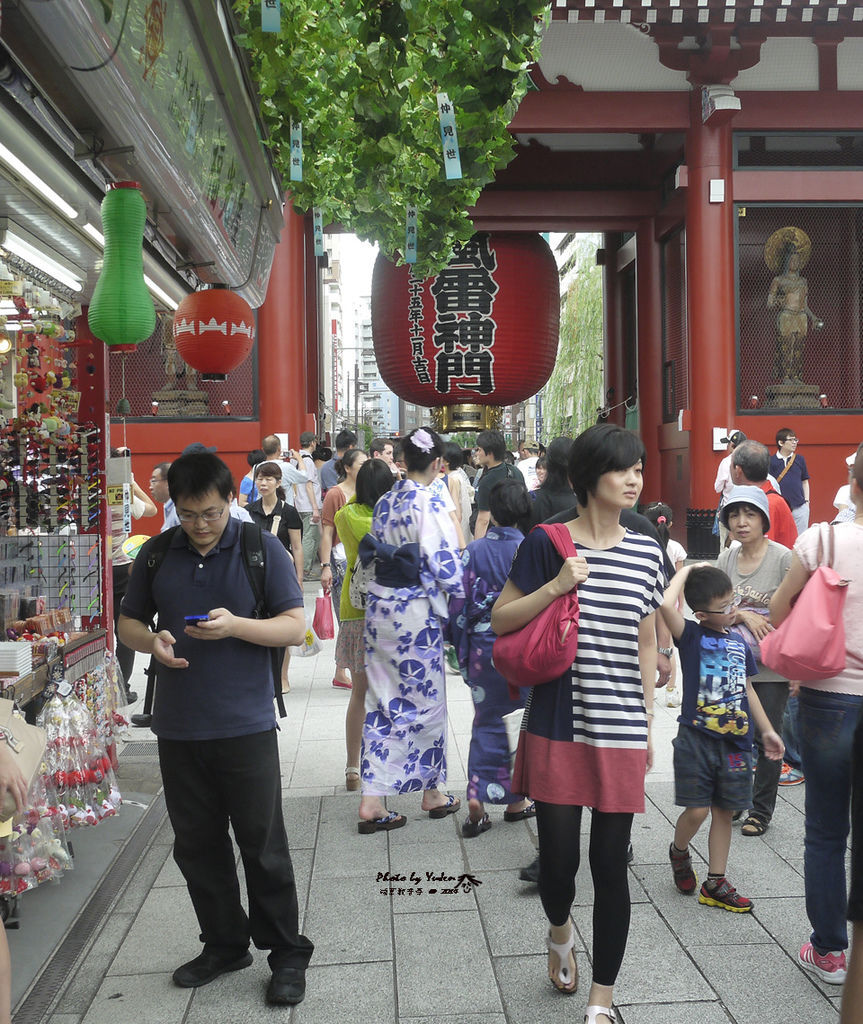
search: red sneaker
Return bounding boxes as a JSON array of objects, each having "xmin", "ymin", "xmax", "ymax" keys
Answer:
[
  {"xmin": 698, "ymin": 876, "xmax": 752, "ymax": 913},
  {"xmin": 669, "ymin": 843, "xmax": 697, "ymax": 894},
  {"xmin": 798, "ymin": 942, "xmax": 847, "ymax": 984}
]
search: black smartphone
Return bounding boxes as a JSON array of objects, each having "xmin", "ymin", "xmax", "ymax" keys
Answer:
[{"xmin": 184, "ymin": 614, "xmax": 210, "ymax": 624}]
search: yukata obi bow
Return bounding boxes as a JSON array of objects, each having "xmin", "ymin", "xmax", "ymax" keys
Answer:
[{"xmin": 358, "ymin": 534, "xmax": 421, "ymax": 587}]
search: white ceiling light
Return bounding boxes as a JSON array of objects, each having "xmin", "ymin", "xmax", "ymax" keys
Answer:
[
  {"xmin": 0, "ymin": 141, "xmax": 78, "ymax": 221},
  {"xmin": 0, "ymin": 219, "xmax": 84, "ymax": 292},
  {"xmin": 82, "ymin": 222, "xmax": 105, "ymax": 247},
  {"xmin": 143, "ymin": 274, "xmax": 180, "ymax": 310}
]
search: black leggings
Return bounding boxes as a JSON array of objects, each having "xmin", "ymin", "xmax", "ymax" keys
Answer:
[{"xmin": 536, "ymin": 801, "xmax": 633, "ymax": 988}]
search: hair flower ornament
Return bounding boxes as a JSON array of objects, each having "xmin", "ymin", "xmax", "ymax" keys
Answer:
[{"xmin": 413, "ymin": 429, "xmax": 434, "ymax": 453}]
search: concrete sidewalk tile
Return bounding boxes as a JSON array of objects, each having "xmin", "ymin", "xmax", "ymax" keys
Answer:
[
  {"xmin": 614, "ymin": 1002, "xmax": 731, "ymax": 1024},
  {"xmin": 109, "ymin": 888, "xmax": 201, "ymax": 975},
  {"xmin": 304, "ymin": 875, "xmax": 392, "ymax": 964},
  {"xmin": 311, "ymin": 831, "xmax": 388, "ymax": 879},
  {"xmin": 183, "ymin": 960, "xmax": 279, "ymax": 1022},
  {"xmin": 292, "ymin": 961, "xmax": 396, "ymax": 1024},
  {"xmin": 47, "ymin": 1015, "xmax": 82, "ymax": 1024},
  {"xmin": 388, "ymin": 841, "xmax": 475, "ymax": 915},
  {"xmin": 689, "ymin": 943, "xmax": 837, "ymax": 1023},
  {"xmin": 81, "ymin": 973, "xmax": 192, "ymax": 1024},
  {"xmin": 56, "ymin": 911, "xmax": 136, "ymax": 1015},
  {"xmin": 491, "ymin": 953, "xmax": 588, "ymax": 1023},
  {"xmin": 572, "ymin": 902, "xmax": 716, "ymax": 1004},
  {"xmin": 475, "ymin": 869, "xmax": 585, "ymax": 958},
  {"xmin": 749, "ymin": 896, "xmax": 827, "ymax": 977},
  {"xmin": 701, "ymin": 838, "xmax": 805, "ymax": 899},
  {"xmin": 394, "ymin": 912, "xmax": 502, "ymax": 1016},
  {"xmin": 461, "ymin": 820, "xmax": 539, "ymax": 873},
  {"xmin": 633, "ymin": 864, "xmax": 775, "ymax": 947},
  {"xmin": 298, "ymin": 705, "xmax": 353, "ymax": 740},
  {"xmin": 292, "ymin": 847, "xmax": 314, "ymax": 923},
  {"xmin": 401, "ymin": 1017, "xmax": 507, "ymax": 1024},
  {"xmin": 283, "ymin": 795, "xmax": 322, "ymax": 850}
]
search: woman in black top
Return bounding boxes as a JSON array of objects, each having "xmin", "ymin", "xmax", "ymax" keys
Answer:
[
  {"xmin": 529, "ymin": 437, "xmax": 576, "ymax": 527},
  {"xmin": 247, "ymin": 462, "xmax": 304, "ymax": 693}
]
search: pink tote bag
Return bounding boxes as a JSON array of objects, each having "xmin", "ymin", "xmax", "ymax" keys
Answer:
[{"xmin": 760, "ymin": 524, "xmax": 848, "ymax": 682}]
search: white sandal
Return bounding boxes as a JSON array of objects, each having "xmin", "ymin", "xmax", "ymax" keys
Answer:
[
  {"xmin": 546, "ymin": 921, "xmax": 578, "ymax": 994},
  {"xmin": 345, "ymin": 768, "xmax": 361, "ymax": 792},
  {"xmin": 584, "ymin": 1006, "xmax": 616, "ymax": 1024}
]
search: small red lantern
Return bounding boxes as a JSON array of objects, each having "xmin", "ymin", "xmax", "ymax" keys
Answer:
[
  {"xmin": 172, "ymin": 285, "xmax": 255, "ymax": 382},
  {"xmin": 371, "ymin": 233, "xmax": 559, "ymax": 431}
]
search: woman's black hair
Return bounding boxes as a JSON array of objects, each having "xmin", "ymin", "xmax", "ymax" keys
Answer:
[
  {"xmin": 644, "ymin": 501, "xmax": 673, "ymax": 550},
  {"xmin": 441, "ymin": 442, "xmax": 463, "ymax": 471},
  {"xmin": 335, "ymin": 447, "xmax": 365, "ymax": 482},
  {"xmin": 489, "ymin": 476, "xmax": 531, "ymax": 529},
  {"xmin": 567, "ymin": 424, "xmax": 646, "ymax": 507},
  {"xmin": 540, "ymin": 436, "xmax": 573, "ymax": 492},
  {"xmin": 312, "ymin": 445, "xmax": 332, "ymax": 463},
  {"xmin": 247, "ymin": 448, "xmax": 265, "ymax": 469},
  {"xmin": 356, "ymin": 458, "xmax": 395, "ymax": 509},
  {"xmin": 254, "ymin": 460, "xmax": 286, "ymax": 502},
  {"xmin": 402, "ymin": 427, "xmax": 444, "ymax": 473}
]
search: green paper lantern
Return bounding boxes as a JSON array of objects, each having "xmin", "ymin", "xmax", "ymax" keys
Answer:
[{"xmin": 88, "ymin": 181, "xmax": 156, "ymax": 347}]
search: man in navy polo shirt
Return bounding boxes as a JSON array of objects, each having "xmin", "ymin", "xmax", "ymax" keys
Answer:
[
  {"xmin": 118, "ymin": 452, "xmax": 313, "ymax": 1007},
  {"xmin": 769, "ymin": 426, "xmax": 811, "ymax": 534}
]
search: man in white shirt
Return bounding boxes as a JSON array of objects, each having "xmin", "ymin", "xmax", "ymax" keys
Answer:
[
  {"xmin": 162, "ymin": 444, "xmax": 252, "ymax": 528},
  {"xmin": 371, "ymin": 437, "xmax": 400, "ymax": 478},
  {"xmin": 516, "ymin": 441, "xmax": 541, "ymax": 491},
  {"xmin": 258, "ymin": 434, "xmax": 309, "ymax": 507},
  {"xmin": 713, "ymin": 431, "xmax": 746, "ymax": 548},
  {"xmin": 294, "ymin": 432, "xmax": 322, "ymax": 578}
]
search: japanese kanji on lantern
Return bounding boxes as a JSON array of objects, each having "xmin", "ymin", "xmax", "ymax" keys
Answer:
[
  {"xmin": 371, "ymin": 233, "xmax": 559, "ymax": 431},
  {"xmin": 172, "ymin": 285, "xmax": 255, "ymax": 382}
]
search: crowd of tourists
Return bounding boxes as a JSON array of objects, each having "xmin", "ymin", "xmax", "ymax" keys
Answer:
[{"xmin": 2, "ymin": 424, "xmax": 858, "ymax": 1023}]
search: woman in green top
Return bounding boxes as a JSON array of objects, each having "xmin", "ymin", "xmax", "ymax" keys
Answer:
[{"xmin": 334, "ymin": 458, "xmax": 395, "ymax": 792}]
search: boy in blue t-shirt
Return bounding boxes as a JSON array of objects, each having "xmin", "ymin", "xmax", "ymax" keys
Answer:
[{"xmin": 660, "ymin": 564, "xmax": 783, "ymax": 912}]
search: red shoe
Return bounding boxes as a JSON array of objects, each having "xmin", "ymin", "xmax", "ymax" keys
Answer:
[
  {"xmin": 332, "ymin": 677, "xmax": 352, "ymax": 690},
  {"xmin": 669, "ymin": 843, "xmax": 697, "ymax": 894}
]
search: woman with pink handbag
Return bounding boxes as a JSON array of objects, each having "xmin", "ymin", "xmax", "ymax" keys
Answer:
[
  {"xmin": 491, "ymin": 424, "xmax": 665, "ymax": 1024},
  {"xmin": 770, "ymin": 442, "xmax": 863, "ymax": 989}
]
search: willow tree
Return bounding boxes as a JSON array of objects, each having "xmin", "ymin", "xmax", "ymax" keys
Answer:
[
  {"xmin": 233, "ymin": 1, "xmax": 548, "ymax": 277},
  {"xmin": 542, "ymin": 237, "xmax": 604, "ymax": 439}
]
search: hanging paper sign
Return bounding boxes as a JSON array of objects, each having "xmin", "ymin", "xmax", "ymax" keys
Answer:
[
  {"xmin": 313, "ymin": 208, "xmax": 324, "ymax": 257},
  {"xmin": 261, "ymin": 0, "xmax": 281, "ymax": 33},
  {"xmin": 436, "ymin": 93, "xmax": 462, "ymax": 181},
  {"xmin": 404, "ymin": 205, "xmax": 418, "ymax": 264},
  {"xmin": 290, "ymin": 121, "xmax": 303, "ymax": 182}
]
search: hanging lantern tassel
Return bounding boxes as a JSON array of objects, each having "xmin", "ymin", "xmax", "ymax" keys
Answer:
[
  {"xmin": 88, "ymin": 182, "xmax": 156, "ymax": 348},
  {"xmin": 172, "ymin": 285, "xmax": 255, "ymax": 382},
  {"xmin": 115, "ymin": 350, "xmax": 131, "ymax": 415}
]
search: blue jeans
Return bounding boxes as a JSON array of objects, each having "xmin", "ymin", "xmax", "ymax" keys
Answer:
[
  {"xmin": 798, "ymin": 687, "xmax": 863, "ymax": 953},
  {"xmin": 782, "ymin": 694, "xmax": 802, "ymax": 769}
]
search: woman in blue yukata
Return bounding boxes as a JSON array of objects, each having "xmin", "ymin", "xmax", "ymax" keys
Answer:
[
  {"xmin": 448, "ymin": 476, "xmax": 535, "ymax": 837},
  {"xmin": 357, "ymin": 427, "xmax": 466, "ymax": 834}
]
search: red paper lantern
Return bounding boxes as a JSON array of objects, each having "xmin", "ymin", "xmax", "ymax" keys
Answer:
[
  {"xmin": 372, "ymin": 233, "xmax": 559, "ymax": 431},
  {"xmin": 172, "ymin": 285, "xmax": 255, "ymax": 382}
]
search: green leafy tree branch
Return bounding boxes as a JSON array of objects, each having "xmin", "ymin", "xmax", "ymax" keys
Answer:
[
  {"xmin": 543, "ymin": 238, "xmax": 604, "ymax": 439},
  {"xmin": 233, "ymin": 0, "xmax": 547, "ymax": 276}
]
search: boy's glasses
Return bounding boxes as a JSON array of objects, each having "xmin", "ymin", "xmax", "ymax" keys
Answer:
[
  {"xmin": 177, "ymin": 506, "xmax": 226, "ymax": 524},
  {"xmin": 696, "ymin": 597, "xmax": 741, "ymax": 615}
]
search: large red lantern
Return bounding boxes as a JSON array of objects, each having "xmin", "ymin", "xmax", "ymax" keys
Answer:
[
  {"xmin": 172, "ymin": 285, "xmax": 255, "ymax": 382},
  {"xmin": 372, "ymin": 232, "xmax": 559, "ymax": 431}
]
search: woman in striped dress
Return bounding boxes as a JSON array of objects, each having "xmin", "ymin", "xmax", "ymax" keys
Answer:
[{"xmin": 492, "ymin": 424, "xmax": 665, "ymax": 1024}]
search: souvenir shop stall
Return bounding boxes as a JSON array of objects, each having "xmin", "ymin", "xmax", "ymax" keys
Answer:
[{"xmin": 0, "ymin": 276, "xmax": 123, "ymax": 923}]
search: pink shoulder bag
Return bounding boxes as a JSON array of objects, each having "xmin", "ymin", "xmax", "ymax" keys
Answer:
[
  {"xmin": 493, "ymin": 523, "xmax": 580, "ymax": 693},
  {"xmin": 760, "ymin": 523, "xmax": 848, "ymax": 682}
]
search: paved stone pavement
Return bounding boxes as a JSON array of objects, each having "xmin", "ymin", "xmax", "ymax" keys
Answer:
[{"xmin": 15, "ymin": 585, "xmax": 846, "ymax": 1023}]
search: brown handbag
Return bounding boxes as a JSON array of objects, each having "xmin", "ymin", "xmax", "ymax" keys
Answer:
[{"xmin": 0, "ymin": 698, "xmax": 46, "ymax": 821}]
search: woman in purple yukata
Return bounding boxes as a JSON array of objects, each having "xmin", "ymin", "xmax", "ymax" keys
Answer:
[
  {"xmin": 449, "ymin": 476, "xmax": 535, "ymax": 837},
  {"xmin": 357, "ymin": 428, "xmax": 465, "ymax": 834}
]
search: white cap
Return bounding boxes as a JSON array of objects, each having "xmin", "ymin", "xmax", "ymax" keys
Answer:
[{"xmin": 846, "ymin": 452, "xmax": 858, "ymax": 467}]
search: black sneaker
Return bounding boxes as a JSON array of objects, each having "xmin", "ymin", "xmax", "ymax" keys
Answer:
[
  {"xmin": 518, "ymin": 856, "xmax": 540, "ymax": 884},
  {"xmin": 121, "ymin": 690, "xmax": 138, "ymax": 705},
  {"xmin": 626, "ymin": 842, "xmax": 634, "ymax": 864},
  {"xmin": 172, "ymin": 950, "xmax": 252, "ymax": 988}
]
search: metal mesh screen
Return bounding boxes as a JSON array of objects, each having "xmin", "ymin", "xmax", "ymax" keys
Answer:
[
  {"xmin": 107, "ymin": 314, "xmax": 256, "ymax": 420},
  {"xmin": 736, "ymin": 133, "xmax": 863, "ymax": 169},
  {"xmin": 737, "ymin": 205, "xmax": 863, "ymax": 413},
  {"xmin": 662, "ymin": 228, "xmax": 688, "ymax": 422}
]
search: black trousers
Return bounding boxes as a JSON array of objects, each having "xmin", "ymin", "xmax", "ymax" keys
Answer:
[
  {"xmin": 158, "ymin": 729, "xmax": 314, "ymax": 970},
  {"xmin": 112, "ymin": 562, "xmax": 135, "ymax": 689},
  {"xmin": 750, "ymin": 679, "xmax": 788, "ymax": 825},
  {"xmin": 536, "ymin": 801, "xmax": 633, "ymax": 988}
]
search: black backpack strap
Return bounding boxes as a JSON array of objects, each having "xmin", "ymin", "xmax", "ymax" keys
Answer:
[
  {"xmin": 132, "ymin": 527, "xmax": 180, "ymax": 727},
  {"xmin": 239, "ymin": 522, "xmax": 286, "ymax": 719}
]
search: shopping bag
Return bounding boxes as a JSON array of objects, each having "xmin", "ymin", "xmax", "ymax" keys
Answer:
[
  {"xmin": 313, "ymin": 593, "xmax": 335, "ymax": 640},
  {"xmin": 290, "ymin": 614, "xmax": 323, "ymax": 658}
]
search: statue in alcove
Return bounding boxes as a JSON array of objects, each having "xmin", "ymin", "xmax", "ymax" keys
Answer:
[{"xmin": 765, "ymin": 226, "xmax": 824, "ymax": 384}]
